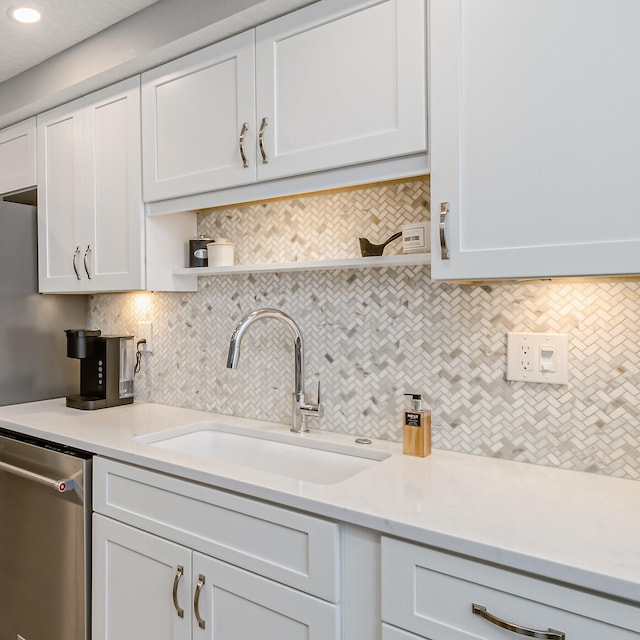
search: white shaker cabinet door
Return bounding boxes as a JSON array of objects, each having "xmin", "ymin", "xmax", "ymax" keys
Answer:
[
  {"xmin": 38, "ymin": 77, "xmax": 144, "ymax": 293},
  {"xmin": 0, "ymin": 117, "xmax": 36, "ymax": 195},
  {"xmin": 192, "ymin": 552, "xmax": 340, "ymax": 640},
  {"xmin": 93, "ymin": 514, "xmax": 192, "ymax": 640},
  {"xmin": 142, "ymin": 30, "xmax": 257, "ymax": 201},
  {"xmin": 430, "ymin": 0, "xmax": 640, "ymax": 280},
  {"xmin": 37, "ymin": 100, "xmax": 86, "ymax": 292},
  {"xmin": 83, "ymin": 78, "xmax": 145, "ymax": 291},
  {"xmin": 255, "ymin": 0, "xmax": 427, "ymax": 181}
]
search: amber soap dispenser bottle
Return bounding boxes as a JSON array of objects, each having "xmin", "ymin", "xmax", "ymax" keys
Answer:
[{"xmin": 403, "ymin": 393, "xmax": 431, "ymax": 457}]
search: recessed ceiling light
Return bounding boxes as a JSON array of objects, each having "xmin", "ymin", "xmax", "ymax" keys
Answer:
[{"xmin": 9, "ymin": 7, "xmax": 42, "ymax": 24}]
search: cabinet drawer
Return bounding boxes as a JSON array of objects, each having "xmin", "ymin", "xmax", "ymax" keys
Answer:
[
  {"xmin": 382, "ymin": 537, "xmax": 639, "ymax": 639},
  {"xmin": 93, "ymin": 457, "xmax": 339, "ymax": 602}
]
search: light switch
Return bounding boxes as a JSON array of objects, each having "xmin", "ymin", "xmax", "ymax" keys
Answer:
[
  {"xmin": 539, "ymin": 345, "xmax": 556, "ymax": 372},
  {"xmin": 507, "ymin": 332, "xmax": 568, "ymax": 384}
]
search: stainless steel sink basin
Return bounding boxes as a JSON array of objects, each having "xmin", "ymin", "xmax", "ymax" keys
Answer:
[{"xmin": 135, "ymin": 421, "xmax": 389, "ymax": 484}]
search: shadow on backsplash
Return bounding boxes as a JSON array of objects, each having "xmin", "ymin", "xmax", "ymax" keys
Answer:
[{"xmin": 89, "ymin": 178, "xmax": 640, "ymax": 480}]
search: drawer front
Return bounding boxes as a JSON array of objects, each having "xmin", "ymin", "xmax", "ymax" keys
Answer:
[
  {"xmin": 381, "ymin": 537, "xmax": 639, "ymax": 639},
  {"xmin": 93, "ymin": 457, "xmax": 339, "ymax": 602}
]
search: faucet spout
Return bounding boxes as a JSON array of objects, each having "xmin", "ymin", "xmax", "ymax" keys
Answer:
[{"xmin": 226, "ymin": 308, "xmax": 320, "ymax": 432}]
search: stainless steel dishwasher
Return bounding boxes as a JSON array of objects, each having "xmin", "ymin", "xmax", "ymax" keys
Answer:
[{"xmin": 0, "ymin": 428, "xmax": 92, "ymax": 640}]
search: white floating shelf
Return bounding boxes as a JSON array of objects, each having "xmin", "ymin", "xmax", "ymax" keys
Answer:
[{"xmin": 172, "ymin": 253, "xmax": 430, "ymax": 277}]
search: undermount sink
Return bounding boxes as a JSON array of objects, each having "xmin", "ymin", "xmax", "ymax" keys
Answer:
[{"xmin": 135, "ymin": 421, "xmax": 389, "ymax": 484}]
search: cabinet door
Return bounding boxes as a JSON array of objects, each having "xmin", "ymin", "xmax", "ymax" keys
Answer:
[
  {"xmin": 93, "ymin": 514, "xmax": 191, "ymax": 640},
  {"xmin": 430, "ymin": 0, "xmax": 640, "ymax": 280},
  {"xmin": 37, "ymin": 100, "xmax": 86, "ymax": 292},
  {"xmin": 255, "ymin": 0, "xmax": 426, "ymax": 181},
  {"xmin": 83, "ymin": 76, "xmax": 144, "ymax": 291},
  {"xmin": 193, "ymin": 552, "xmax": 340, "ymax": 640},
  {"xmin": 0, "ymin": 117, "xmax": 36, "ymax": 194},
  {"xmin": 38, "ymin": 78, "xmax": 144, "ymax": 293},
  {"xmin": 142, "ymin": 30, "xmax": 256, "ymax": 201}
]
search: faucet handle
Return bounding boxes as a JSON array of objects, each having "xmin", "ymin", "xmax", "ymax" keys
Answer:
[{"xmin": 299, "ymin": 380, "xmax": 324, "ymax": 419}]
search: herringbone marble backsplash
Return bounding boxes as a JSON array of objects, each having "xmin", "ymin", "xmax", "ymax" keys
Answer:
[{"xmin": 89, "ymin": 178, "xmax": 640, "ymax": 480}]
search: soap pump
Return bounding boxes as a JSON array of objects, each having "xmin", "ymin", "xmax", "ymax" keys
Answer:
[{"xmin": 402, "ymin": 393, "xmax": 431, "ymax": 457}]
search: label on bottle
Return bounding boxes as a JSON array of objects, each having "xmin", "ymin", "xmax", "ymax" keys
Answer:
[{"xmin": 405, "ymin": 411, "xmax": 422, "ymax": 428}]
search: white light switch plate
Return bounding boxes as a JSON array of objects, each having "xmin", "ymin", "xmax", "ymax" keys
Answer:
[{"xmin": 507, "ymin": 332, "xmax": 568, "ymax": 384}]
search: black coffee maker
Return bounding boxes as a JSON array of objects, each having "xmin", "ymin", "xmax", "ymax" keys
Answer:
[{"xmin": 65, "ymin": 329, "xmax": 135, "ymax": 410}]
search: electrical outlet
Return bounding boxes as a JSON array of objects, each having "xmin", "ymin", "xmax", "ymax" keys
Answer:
[
  {"xmin": 507, "ymin": 332, "xmax": 568, "ymax": 384},
  {"xmin": 137, "ymin": 321, "xmax": 154, "ymax": 353}
]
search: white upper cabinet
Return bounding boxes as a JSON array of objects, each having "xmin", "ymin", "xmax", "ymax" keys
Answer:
[
  {"xmin": 141, "ymin": 31, "xmax": 256, "ymax": 202},
  {"xmin": 141, "ymin": 0, "xmax": 427, "ymax": 204},
  {"xmin": 254, "ymin": 0, "xmax": 427, "ymax": 181},
  {"xmin": 38, "ymin": 77, "xmax": 144, "ymax": 293},
  {"xmin": 430, "ymin": 0, "xmax": 640, "ymax": 280},
  {"xmin": 0, "ymin": 118, "xmax": 36, "ymax": 195}
]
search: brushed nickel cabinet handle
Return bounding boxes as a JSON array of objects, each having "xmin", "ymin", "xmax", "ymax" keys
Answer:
[
  {"xmin": 258, "ymin": 116, "xmax": 268, "ymax": 164},
  {"xmin": 194, "ymin": 574, "xmax": 206, "ymax": 629},
  {"xmin": 239, "ymin": 122, "xmax": 249, "ymax": 168},
  {"xmin": 439, "ymin": 202, "xmax": 450, "ymax": 260},
  {"xmin": 72, "ymin": 246, "xmax": 81, "ymax": 280},
  {"xmin": 83, "ymin": 245, "xmax": 92, "ymax": 279},
  {"xmin": 172, "ymin": 565, "xmax": 184, "ymax": 618},
  {"xmin": 472, "ymin": 604, "xmax": 565, "ymax": 640}
]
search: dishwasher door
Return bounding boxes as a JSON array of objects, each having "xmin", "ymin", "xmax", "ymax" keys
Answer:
[{"xmin": 0, "ymin": 430, "xmax": 92, "ymax": 640}]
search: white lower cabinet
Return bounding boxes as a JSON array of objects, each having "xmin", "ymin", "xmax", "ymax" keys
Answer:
[
  {"xmin": 92, "ymin": 458, "xmax": 341, "ymax": 640},
  {"xmin": 381, "ymin": 537, "xmax": 639, "ymax": 639},
  {"xmin": 93, "ymin": 515, "xmax": 339, "ymax": 640},
  {"xmin": 93, "ymin": 515, "xmax": 191, "ymax": 640}
]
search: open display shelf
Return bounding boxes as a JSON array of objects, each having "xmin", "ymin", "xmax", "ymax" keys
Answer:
[{"xmin": 172, "ymin": 253, "xmax": 430, "ymax": 277}]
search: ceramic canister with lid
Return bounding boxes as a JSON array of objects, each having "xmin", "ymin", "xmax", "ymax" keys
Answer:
[{"xmin": 206, "ymin": 238, "xmax": 235, "ymax": 267}]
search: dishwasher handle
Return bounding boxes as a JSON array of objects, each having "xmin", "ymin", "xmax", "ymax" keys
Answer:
[{"xmin": 0, "ymin": 460, "xmax": 84, "ymax": 502}]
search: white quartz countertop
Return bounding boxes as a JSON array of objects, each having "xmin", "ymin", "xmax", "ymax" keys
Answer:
[{"xmin": 1, "ymin": 399, "xmax": 639, "ymax": 604}]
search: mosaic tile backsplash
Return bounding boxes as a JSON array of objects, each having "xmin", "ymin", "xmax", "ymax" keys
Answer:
[{"xmin": 89, "ymin": 178, "xmax": 640, "ymax": 480}]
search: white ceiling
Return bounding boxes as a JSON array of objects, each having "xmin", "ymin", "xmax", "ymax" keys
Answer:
[{"xmin": 0, "ymin": 0, "xmax": 160, "ymax": 84}]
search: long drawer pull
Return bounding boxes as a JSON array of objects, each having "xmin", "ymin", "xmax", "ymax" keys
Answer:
[
  {"xmin": 258, "ymin": 116, "xmax": 268, "ymax": 164},
  {"xmin": 439, "ymin": 202, "xmax": 450, "ymax": 260},
  {"xmin": 83, "ymin": 244, "xmax": 92, "ymax": 279},
  {"xmin": 73, "ymin": 246, "xmax": 81, "ymax": 279},
  {"xmin": 194, "ymin": 574, "xmax": 206, "ymax": 629},
  {"xmin": 239, "ymin": 122, "xmax": 249, "ymax": 168},
  {"xmin": 172, "ymin": 565, "xmax": 184, "ymax": 618},
  {"xmin": 472, "ymin": 604, "xmax": 565, "ymax": 640}
]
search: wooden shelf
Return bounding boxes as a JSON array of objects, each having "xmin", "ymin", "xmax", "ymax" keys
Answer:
[{"xmin": 172, "ymin": 253, "xmax": 430, "ymax": 277}]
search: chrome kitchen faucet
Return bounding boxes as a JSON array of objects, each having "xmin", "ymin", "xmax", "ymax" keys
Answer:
[{"xmin": 226, "ymin": 308, "xmax": 323, "ymax": 433}]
